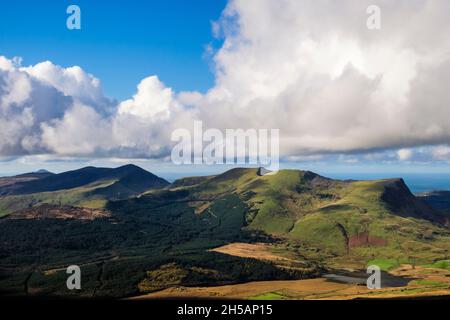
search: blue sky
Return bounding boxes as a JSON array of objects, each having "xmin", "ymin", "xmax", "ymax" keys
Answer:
[{"xmin": 0, "ymin": 0, "xmax": 226, "ymax": 100}]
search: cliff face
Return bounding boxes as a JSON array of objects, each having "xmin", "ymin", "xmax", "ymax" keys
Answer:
[
  {"xmin": 381, "ymin": 178, "xmax": 442, "ymax": 224},
  {"xmin": 418, "ymin": 191, "xmax": 450, "ymax": 228}
]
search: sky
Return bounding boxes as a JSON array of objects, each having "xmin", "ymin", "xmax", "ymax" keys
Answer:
[
  {"xmin": 1, "ymin": 0, "xmax": 450, "ymax": 180},
  {"xmin": 0, "ymin": 0, "xmax": 226, "ymax": 100}
]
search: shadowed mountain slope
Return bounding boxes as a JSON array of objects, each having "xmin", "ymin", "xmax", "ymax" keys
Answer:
[
  {"xmin": 0, "ymin": 164, "xmax": 169, "ymax": 196},
  {"xmin": 0, "ymin": 165, "xmax": 169, "ymax": 217}
]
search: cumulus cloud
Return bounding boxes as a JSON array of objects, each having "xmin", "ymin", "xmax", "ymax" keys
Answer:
[
  {"xmin": 0, "ymin": 61, "xmax": 74, "ymax": 156},
  {"xmin": 41, "ymin": 103, "xmax": 112, "ymax": 156},
  {"xmin": 118, "ymin": 76, "xmax": 179, "ymax": 120},
  {"xmin": 1, "ymin": 0, "xmax": 450, "ymax": 162},
  {"xmin": 196, "ymin": 0, "xmax": 450, "ymax": 157},
  {"xmin": 0, "ymin": 57, "xmax": 192, "ymax": 159},
  {"xmin": 0, "ymin": 56, "xmax": 16, "ymax": 71},
  {"xmin": 23, "ymin": 61, "xmax": 114, "ymax": 114},
  {"xmin": 431, "ymin": 146, "xmax": 450, "ymax": 161},
  {"xmin": 397, "ymin": 149, "xmax": 413, "ymax": 161}
]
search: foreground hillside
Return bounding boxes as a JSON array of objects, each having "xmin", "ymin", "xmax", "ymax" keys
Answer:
[
  {"xmin": 132, "ymin": 263, "xmax": 450, "ymax": 300},
  {"xmin": 0, "ymin": 166, "xmax": 449, "ymax": 298}
]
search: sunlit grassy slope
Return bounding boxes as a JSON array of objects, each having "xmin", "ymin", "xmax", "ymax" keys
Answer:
[
  {"xmin": 0, "ymin": 181, "xmax": 113, "ymax": 217},
  {"xmin": 172, "ymin": 168, "xmax": 450, "ymax": 268}
]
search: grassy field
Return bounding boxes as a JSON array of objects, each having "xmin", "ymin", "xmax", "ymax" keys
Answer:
[
  {"xmin": 0, "ymin": 180, "xmax": 116, "ymax": 217},
  {"xmin": 131, "ymin": 264, "xmax": 450, "ymax": 300}
]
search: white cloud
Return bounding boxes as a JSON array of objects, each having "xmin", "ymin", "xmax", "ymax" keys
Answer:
[
  {"xmin": 0, "ymin": 56, "xmax": 15, "ymax": 71},
  {"xmin": 397, "ymin": 149, "xmax": 413, "ymax": 161},
  {"xmin": 431, "ymin": 145, "xmax": 450, "ymax": 161},
  {"xmin": 118, "ymin": 76, "xmax": 177, "ymax": 120},
  {"xmin": 22, "ymin": 61, "xmax": 114, "ymax": 113},
  {"xmin": 1, "ymin": 0, "xmax": 450, "ymax": 162},
  {"xmin": 0, "ymin": 70, "xmax": 32, "ymax": 108},
  {"xmin": 195, "ymin": 0, "xmax": 450, "ymax": 156},
  {"xmin": 40, "ymin": 103, "xmax": 112, "ymax": 156},
  {"xmin": 0, "ymin": 56, "xmax": 196, "ymax": 159},
  {"xmin": 0, "ymin": 63, "xmax": 74, "ymax": 155}
]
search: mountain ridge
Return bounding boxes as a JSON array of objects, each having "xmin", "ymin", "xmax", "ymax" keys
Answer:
[
  {"xmin": 1, "ymin": 165, "xmax": 450, "ymax": 298},
  {"xmin": 0, "ymin": 164, "xmax": 169, "ymax": 196}
]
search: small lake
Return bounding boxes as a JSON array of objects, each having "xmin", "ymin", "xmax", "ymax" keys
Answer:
[{"xmin": 324, "ymin": 270, "xmax": 413, "ymax": 288}]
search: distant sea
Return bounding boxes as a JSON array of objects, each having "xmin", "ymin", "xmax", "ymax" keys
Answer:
[{"xmin": 325, "ymin": 172, "xmax": 450, "ymax": 194}]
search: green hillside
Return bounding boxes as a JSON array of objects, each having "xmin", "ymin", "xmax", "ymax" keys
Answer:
[
  {"xmin": 0, "ymin": 165, "xmax": 169, "ymax": 217},
  {"xmin": 1, "ymin": 166, "xmax": 449, "ymax": 298},
  {"xmin": 171, "ymin": 168, "xmax": 450, "ymax": 269}
]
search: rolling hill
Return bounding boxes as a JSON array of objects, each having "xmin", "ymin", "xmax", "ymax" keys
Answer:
[
  {"xmin": 0, "ymin": 164, "xmax": 168, "ymax": 196},
  {"xmin": 0, "ymin": 166, "xmax": 449, "ymax": 298},
  {"xmin": 166, "ymin": 168, "xmax": 450, "ymax": 267},
  {"xmin": 0, "ymin": 164, "xmax": 169, "ymax": 217},
  {"xmin": 0, "ymin": 170, "xmax": 54, "ymax": 189}
]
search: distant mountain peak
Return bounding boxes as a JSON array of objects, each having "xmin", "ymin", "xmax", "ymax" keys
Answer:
[
  {"xmin": 119, "ymin": 164, "xmax": 140, "ymax": 169},
  {"xmin": 35, "ymin": 169, "xmax": 52, "ymax": 174},
  {"xmin": 114, "ymin": 164, "xmax": 146, "ymax": 172},
  {"xmin": 257, "ymin": 167, "xmax": 273, "ymax": 176}
]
